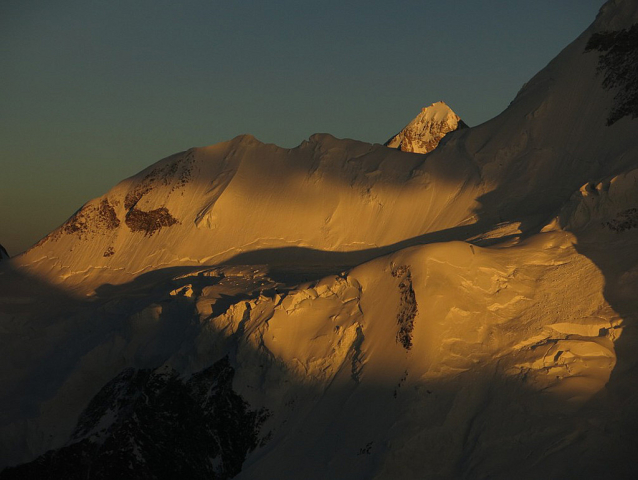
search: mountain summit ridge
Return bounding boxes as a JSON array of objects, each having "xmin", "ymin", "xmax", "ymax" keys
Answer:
[
  {"xmin": 2, "ymin": 1, "xmax": 638, "ymax": 478},
  {"xmin": 385, "ymin": 101, "xmax": 468, "ymax": 154}
]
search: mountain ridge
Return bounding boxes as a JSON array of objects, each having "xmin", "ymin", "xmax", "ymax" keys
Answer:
[
  {"xmin": 385, "ymin": 101, "xmax": 468, "ymax": 154},
  {"xmin": 2, "ymin": 1, "xmax": 638, "ymax": 478}
]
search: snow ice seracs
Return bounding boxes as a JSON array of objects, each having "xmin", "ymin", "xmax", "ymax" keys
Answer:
[{"xmin": 2, "ymin": 0, "xmax": 638, "ymax": 478}]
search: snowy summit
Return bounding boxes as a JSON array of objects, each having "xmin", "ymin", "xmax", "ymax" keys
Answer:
[
  {"xmin": 385, "ymin": 101, "xmax": 468, "ymax": 154},
  {"xmin": 2, "ymin": 0, "xmax": 638, "ymax": 478}
]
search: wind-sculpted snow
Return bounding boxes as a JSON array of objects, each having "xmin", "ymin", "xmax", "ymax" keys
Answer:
[
  {"xmin": 18, "ymin": 133, "xmax": 483, "ymax": 293},
  {"xmin": 3, "ymin": 1, "xmax": 638, "ymax": 478},
  {"xmin": 554, "ymin": 168, "xmax": 638, "ymax": 233},
  {"xmin": 3, "ymin": 231, "xmax": 628, "ymax": 478}
]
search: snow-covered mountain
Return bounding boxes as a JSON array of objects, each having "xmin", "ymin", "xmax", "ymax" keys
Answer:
[
  {"xmin": 2, "ymin": 0, "xmax": 638, "ymax": 478},
  {"xmin": 17, "ymin": 133, "xmax": 483, "ymax": 294},
  {"xmin": 385, "ymin": 101, "xmax": 468, "ymax": 154}
]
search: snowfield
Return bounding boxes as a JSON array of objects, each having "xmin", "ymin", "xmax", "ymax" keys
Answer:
[{"xmin": 1, "ymin": 0, "xmax": 638, "ymax": 478}]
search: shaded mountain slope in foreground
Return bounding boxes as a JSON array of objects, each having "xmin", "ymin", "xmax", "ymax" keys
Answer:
[
  {"xmin": 2, "ymin": 0, "xmax": 638, "ymax": 478},
  {"xmin": 1, "ymin": 357, "xmax": 268, "ymax": 480}
]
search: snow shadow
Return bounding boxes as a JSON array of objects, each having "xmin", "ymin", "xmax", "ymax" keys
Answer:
[{"xmin": 3, "ymin": 253, "xmax": 635, "ymax": 478}]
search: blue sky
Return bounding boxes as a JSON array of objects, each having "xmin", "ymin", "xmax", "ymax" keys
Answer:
[{"xmin": 0, "ymin": 0, "xmax": 603, "ymax": 255}]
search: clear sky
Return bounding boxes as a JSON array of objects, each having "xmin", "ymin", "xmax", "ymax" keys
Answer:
[{"xmin": 1, "ymin": 0, "xmax": 604, "ymax": 256}]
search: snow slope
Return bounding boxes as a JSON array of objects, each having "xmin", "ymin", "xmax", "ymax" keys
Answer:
[
  {"xmin": 16, "ymin": 134, "xmax": 483, "ymax": 294},
  {"xmin": 385, "ymin": 101, "xmax": 468, "ymax": 154},
  {"xmin": 14, "ymin": 1, "xmax": 637, "ymax": 296},
  {"xmin": 2, "ymin": 0, "xmax": 638, "ymax": 478}
]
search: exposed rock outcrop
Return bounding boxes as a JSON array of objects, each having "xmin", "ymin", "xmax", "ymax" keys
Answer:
[
  {"xmin": 585, "ymin": 23, "xmax": 638, "ymax": 125},
  {"xmin": 0, "ymin": 357, "xmax": 269, "ymax": 480},
  {"xmin": 385, "ymin": 101, "xmax": 468, "ymax": 154}
]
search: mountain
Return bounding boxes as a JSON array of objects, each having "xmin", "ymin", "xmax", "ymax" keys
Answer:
[
  {"xmin": 2, "ymin": 0, "xmax": 638, "ymax": 478},
  {"xmin": 385, "ymin": 101, "xmax": 468, "ymax": 154},
  {"xmin": 16, "ymin": 133, "xmax": 482, "ymax": 294},
  {"xmin": 0, "ymin": 357, "xmax": 268, "ymax": 480},
  {"xmin": 0, "ymin": 245, "xmax": 8, "ymax": 261}
]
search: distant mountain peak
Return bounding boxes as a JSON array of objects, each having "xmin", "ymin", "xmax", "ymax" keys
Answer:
[
  {"xmin": 0, "ymin": 244, "xmax": 8, "ymax": 261},
  {"xmin": 385, "ymin": 101, "xmax": 468, "ymax": 154}
]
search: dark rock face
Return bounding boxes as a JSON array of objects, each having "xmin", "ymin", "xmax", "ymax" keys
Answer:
[
  {"xmin": 391, "ymin": 265, "xmax": 417, "ymax": 351},
  {"xmin": 0, "ymin": 244, "xmax": 8, "ymax": 260},
  {"xmin": 586, "ymin": 24, "xmax": 638, "ymax": 125},
  {"xmin": 64, "ymin": 199, "xmax": 120, "ymax": 239},
  {"xmin": 125, "ymin": 207, "xmax": 178, "ymax": 236},
  {"xmin": 605, "ymin": 207, "xmax": 638, "ymax": 232},
  {"xmin": 34, "ymin": 198, "xmax": 120, "ymax": 247},
  {"xmin": 385, "ymin": 118, "xmax": 468, "ymax": 154},
  {"xmin": 0, "ymin": 357, "xmax": 270, "ymax": 480},
  {"xmin": 120, "ymin": 151, "xmax": 194, "ymax": 236}
]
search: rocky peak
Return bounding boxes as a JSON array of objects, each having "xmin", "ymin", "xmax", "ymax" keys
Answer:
[
  {"xmin": 0, "ymin": 244, "xmax": 8, "ymax": 261},
  {"xmin": 385, "ymin": 101, "xmax": 468, "ymax": 154}
]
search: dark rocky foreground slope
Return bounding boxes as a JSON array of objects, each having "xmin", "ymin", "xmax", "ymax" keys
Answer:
[
  {"xmin": 2, "ymin": 1, "xmax": 638, "ymax": 479},
  {"xmin": 0, "ymin": 357, "xmax": 269, "ymax": 480}
]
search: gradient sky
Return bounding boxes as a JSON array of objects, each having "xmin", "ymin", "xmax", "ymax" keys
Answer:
[{"xmin": 1, "ymin": 0, "xmax": 604, "ymax": 256}]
